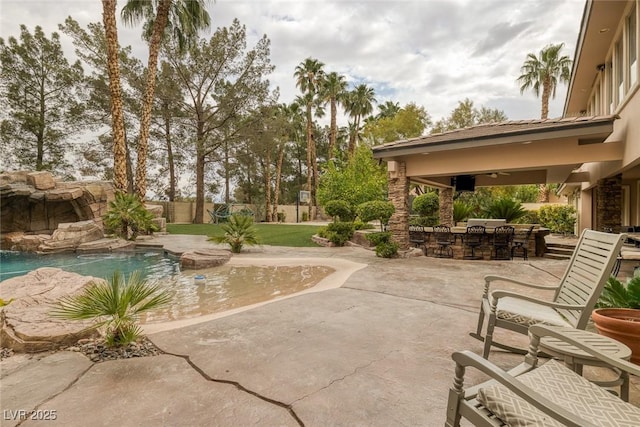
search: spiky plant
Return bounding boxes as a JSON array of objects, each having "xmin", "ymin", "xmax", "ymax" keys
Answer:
[
  {"xmin": 209, "ymin": 214, "xmax": 259, "ymax": 253},
  {"xmin": 482, "ymin": 198, "xmax": 527, "ymax": 223},
  {"xmin": 597, "ymin": 276, "xmax": 640, "ymax": 309},
  {"xmin": 103, "ymin": 192, "xmax": 158, "ymax": 240},
  {"xmin": 50, "ymin": 270, "xmax": 171, "ymax": 346}
]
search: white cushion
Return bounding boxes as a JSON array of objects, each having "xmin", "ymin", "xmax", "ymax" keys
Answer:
[
  {"xmin": 477, "ymin": 359, "xmax": 640, "ymax": 427},
  {"xmin": 494, "ymin": 296, "xmax": 572, "ymax": 327}
]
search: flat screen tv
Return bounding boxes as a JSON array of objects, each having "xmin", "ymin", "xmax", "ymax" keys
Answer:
[{"xmin": 453, "ymin": 175, "xmax": 475, "ymax": 192}]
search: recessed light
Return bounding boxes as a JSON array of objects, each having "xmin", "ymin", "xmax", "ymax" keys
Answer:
[{"xmin": 599, "ymin": 28, "xmax": 610, "ymax": 33}]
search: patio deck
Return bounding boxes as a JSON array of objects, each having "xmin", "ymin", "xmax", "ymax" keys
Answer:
[{"xmin": 1, "ymin": 235, "xmax": 637, "ymax": 426}]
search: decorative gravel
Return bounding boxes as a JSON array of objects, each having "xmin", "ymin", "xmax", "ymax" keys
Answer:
[
  {"xmin": 0, "ymin": 347, "xmax": 14, "ymax": 360},
  {"xmin": 61, "ymin": 337, "xmax": 164, "ymax": 362}
]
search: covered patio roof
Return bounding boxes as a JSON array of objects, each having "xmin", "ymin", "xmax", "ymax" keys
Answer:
[{"xmin": 372, "ymin": 115, "xmax": 622, "ymax": 189}]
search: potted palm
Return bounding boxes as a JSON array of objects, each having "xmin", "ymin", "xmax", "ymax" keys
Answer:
[{"xmin": 593, "ymin": 275, "xmax": 640, "ymax": 364}]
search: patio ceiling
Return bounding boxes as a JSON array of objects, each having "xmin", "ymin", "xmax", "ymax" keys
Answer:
[{"xmin": 372, "ymin": 115, "xmax": 622, "ymax": 189}]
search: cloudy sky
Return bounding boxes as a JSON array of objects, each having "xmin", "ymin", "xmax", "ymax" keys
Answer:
[{"xmin": 0, "ymin": 0, "xmax": 586, "ymax": 123}]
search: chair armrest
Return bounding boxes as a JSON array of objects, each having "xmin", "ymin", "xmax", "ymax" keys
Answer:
[
  {"xmin": 482, "ymin": 275, "xmax": 558, "ymax": 297},
  {"xmin": 489, "ymin": 290, "xmax": 585, "ymax": 311},
  {"xmin": 451, "ymin": 350, "xmax": 595, "ymax": 427},
  {"xmin": 529, "ymin": 324, "xmax": 640, "ymax": 378}
]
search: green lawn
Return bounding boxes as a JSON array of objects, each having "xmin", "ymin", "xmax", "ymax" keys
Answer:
[{"xmin": 166, "ymin": 223, "xmax": 324, "ymax": 247}]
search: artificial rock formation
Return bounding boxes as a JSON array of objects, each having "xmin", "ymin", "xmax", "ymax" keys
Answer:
[
  {"xmin": 0, "ymin": 268, "xmax": 99, "ymax": 352},
  {"xmin": 1, "ymin": 171, "xmax": 115, "ymax": 252},
  {"xmin": 180, "ymin": 249, "xmax": 231, "ymax": 269}
]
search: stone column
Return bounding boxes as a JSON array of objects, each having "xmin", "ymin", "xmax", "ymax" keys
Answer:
[
  {"xmin": 439, "ymin": 187, "xmax": 454, "ymax": 226},
  {"xmin": 596, "ymin": 174, "xmax": 622, "ymax": 233},
  {"xmin": 387, "ymin": 160, "xmax": 410, "ymax": 249}
]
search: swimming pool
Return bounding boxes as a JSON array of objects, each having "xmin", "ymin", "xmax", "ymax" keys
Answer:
[{"xmin": 0, "ymin": 250, "xmax": 180, "ymax": 282}]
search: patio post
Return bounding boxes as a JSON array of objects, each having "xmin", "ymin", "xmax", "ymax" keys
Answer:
[
  {"xmin": 439, "ymin": 187, "xmax": 454, "ymax": 226},
  {"xmin": 596, "ymin": 174, "xmax": 622, "ymax": 233},
  {"xmin": 387, "ymin": 160, "xmax": 410, "ymax": 249}
]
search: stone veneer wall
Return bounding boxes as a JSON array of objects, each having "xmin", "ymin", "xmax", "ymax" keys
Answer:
[
  {"xmin": 596, "ymin": 174, "xmax": 622, "ymax": 233},
  {"xmin": 439, "ymin": 188, "xmax": 453, "ymax": 226},
  {"xmin": 387, "ymin": 161, "xmax": 410, "ymax": 249}
]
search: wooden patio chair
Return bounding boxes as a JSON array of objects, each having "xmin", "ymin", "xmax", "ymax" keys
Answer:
[
  {"xmin": 471, "ymin": 229, "xmax": 625, "ymax": 359},
  {"xmin": 446, "ymin": 324, "xmax": 640, "ymax": 427}
]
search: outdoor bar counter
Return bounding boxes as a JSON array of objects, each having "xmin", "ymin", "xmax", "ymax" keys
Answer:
[{"xmin": 421, "ymin": 224, "xmax": 549, "ymax": 260}]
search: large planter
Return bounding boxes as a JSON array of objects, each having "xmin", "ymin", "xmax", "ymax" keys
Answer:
[{"xmin": 592, "ymin": 308, "xmax": 640, "ymax": 365}]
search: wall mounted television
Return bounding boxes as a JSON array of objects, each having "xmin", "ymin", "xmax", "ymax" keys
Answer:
[{"xmin": 452, "ymin": 175, "xmax": 475, "ymax": 192}]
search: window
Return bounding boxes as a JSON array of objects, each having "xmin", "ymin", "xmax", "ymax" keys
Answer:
[
  {"xmin": 629, "ymin": 4, "xmax": 637, "ymax": 87},
  {"xmin": 607, "ymin": 63, "xmax": 615, "ymax": 113},
  {"xmin": 616, "ymin": 41, "xmax": 624, "ymax": 102}
]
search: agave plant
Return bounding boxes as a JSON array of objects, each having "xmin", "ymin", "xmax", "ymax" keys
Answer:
[
  {"xmin": 50, "ymin": 270, "xmax": 171, "ymax": 346},
  {"xmin": 597, "ymin": 276, "xmax": 640, "ymax": 309},
  {"xmin": 209, "ymin": 214, "xmax": 259, "ymax": 253}
]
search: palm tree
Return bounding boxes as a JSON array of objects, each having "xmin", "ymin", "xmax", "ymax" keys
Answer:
[
  {"xmin": 121, "ymin": 0, "xmax": 210, "ymax": 200},
  {"xmin": 101, "ymin": 0, "xmax": 128, "ymax": 192},
  {"xmin": 51, "ymin": 270, "xmax": 171, "ymax": 346},
  {"xmin": 345, "ymin": 83, "xmax": 376, "ymax": 155},
  {"xmin": 319, "ymin": 72, "xmax": 347, "ymax": 158},
  {"xmin": 517, "ymin": 43, "xmax": 572, "ymax": 120},
  {"xmin": 208, "ymin": 214, "xmax": 259, "ymax": 253},
  {"xmin": 376, "ymin": 100, "xmax": 400, "ymax": 119},
  {"xmin": 294, "ymin": 57, "xmax": 325, "ymax": 218}
]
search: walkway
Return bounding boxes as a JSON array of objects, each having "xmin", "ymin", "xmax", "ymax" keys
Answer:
[{"xmin": 1, "ymin": 236, "xmax": 637, "ymax": 426}]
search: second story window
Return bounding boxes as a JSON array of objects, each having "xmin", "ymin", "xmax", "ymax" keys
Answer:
[
  {"xmin": 629, "ymin": 4, "xmax": 637, "ymax": 88},
  {"xmin": 616, "ymin": 41, "xmax": 624, "ymax": 103}
]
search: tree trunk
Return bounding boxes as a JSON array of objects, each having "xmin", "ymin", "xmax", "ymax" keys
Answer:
[
  {"xmin": 264, "ymin": 145, "xmax": 272, "ymax": 223},
  {"xmin": 311, "ymin": 132, "xmax": 318, "ymax": 219},
  {"xmin": 164, "ymin": 103, "xmax": 176, "ymax": 201},
  {"xmin": 306, "ymin": 103, "xmax": 313, "ymax": 219},
  {"xmin": 102, "ymin": 0, "xmax": 128, "ymax": 192},
  {"xmin": 135, "ymin": 0, "xmax": 172, "ymax": 200},
  {"xmin": 541, "ymin": 79, "xmax": 551, "ymax": 120},
  {"xmin": 329, "ymin": 98, "xmax": 337, "ymax": 159},
  {"xmin": 194, "ymin": 118, "xmax": 206, "ymax": 224},
  {"xmin": 224, "ymin": 139, "xmax": 230, "ymax": 203},
  {"xmin": 348, "ymin": 114, "xmax": 360, "ymax": 155},
  {"xmin": 273, "ymin": 141, "xmax": 284, "ymax": 222},
  {"xmin": 37, "ymin": 78, "xmax": 45, "ymax": 170}
]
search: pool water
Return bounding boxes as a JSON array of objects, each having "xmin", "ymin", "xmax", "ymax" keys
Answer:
[
  {"xmin": 0, "ymin": 250, "xmax": 180, "ymax": 282},
  {"xmin": 0, "ymin": 250, "xmax": 335, "ymax": 324},
  {"xmin": 139, "ymin": 264, "xmax": 334, "ymax": 324}
]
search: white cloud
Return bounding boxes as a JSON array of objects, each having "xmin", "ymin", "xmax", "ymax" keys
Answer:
[{"xmin": 0, "ymin": 0, "xmax": 586, "ymax": 123}]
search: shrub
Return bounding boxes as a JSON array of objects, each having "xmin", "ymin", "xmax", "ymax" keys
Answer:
[
  {"xmin": 357, "ymin": 200, "xmax": 395, "ymax": 231},
  {"xmin": 520, "ymin": 210, "xmax": 540, "ymax": 225},
  {"xmin": 50, "ymin": 270, "xmax": 171, "ymax": 347},
  {"xmin": 453, "ymin": 201, "xmax": 474, "ymax": 223},
  {"xmin": 375, "ymin": 241, "xmax": 399, "ymax": 258},
  {"xmin": 302, "ymin": 211, "xmax": 309, "ymax": 222},
  {"xmin": 353, "ymin": 219, "xmax": 375, "ymax": 230},
  {"xmin": 482, "ymin": 198, "xmax": 527, "ymax": 223},
  {"xmin": 317, "ymin": 226, "xmax": 329, "ymax": 238},
  {"xmin": 277, "ymin": 211, "xmax": 286, "ymax": 223},
  {"xmin": 365, "ymin": 232, "xmax": 399, "ymax": 258},
  {"xmin": 324, "ymin": 200, "xmax": 356, "ymax": 222},
  {"xmin": 412, "ymin": 192, "xmax": 439, "ymax": 217},
  {"xmin": 409, "ymin": 216, "xmax": 438, "ymax": 227},
  {"xmin": 103, "ymin": 192, "xmax": 158, "ymax": 240},
  {"xmin": 208, "ymin": 214, "xmax": 259, "ymax": 253},
  {"xmin": 326, "ymin": 221, "xmax": 354, "ymax": 246},
  {"xmin": 538, "ymin": 204, "xmax": 576, "ymax": 234}
]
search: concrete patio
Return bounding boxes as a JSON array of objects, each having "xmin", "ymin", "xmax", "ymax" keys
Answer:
[{"xmin": 2, "ymin": 235, "xmax": 639, "ymax": 426}]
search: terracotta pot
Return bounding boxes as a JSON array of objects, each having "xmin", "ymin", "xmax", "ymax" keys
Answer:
[{"xmin": 592, "ymin": 308, "xmax": 640, "ymax": 365}]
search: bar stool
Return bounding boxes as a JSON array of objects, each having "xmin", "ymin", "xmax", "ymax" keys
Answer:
[
  {"xmin": 432, "ymin": 225, "xmax": 454, "ymax": 258},
  {"xmin": 511, "ymin": 225, "xmax": 534, "ymax": 260},
  {"xmin": 463, "ymin": 225, "xmax": 485, "ymax": 259},
  {"xmin": 491, "ymin": 226, "xmax": 514, "ymax": 260}
]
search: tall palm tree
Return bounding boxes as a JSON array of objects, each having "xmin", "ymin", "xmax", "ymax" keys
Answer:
[
  {"xmin": 517, "ymin": 43, "xmax": 572, "ymax": 120},
  {"xmin": 376, "ymin": 100, "xmax": 400, "ymax": 119},
  {"xmin": 346, "ymin": 83, "xmax": 376, "ymax": 155},
  {"xmin": 294, "ymin": 57, "xmax": 324, "ymax": 218},
  {"xmin": 121, "ymin": 0, "xmax": 210, "ymax": 200},
  {"xmin": 102, "ymin": 0, "xmax": 128, "ymax": 192},
  {"xmin": 319, "ymin": 71, "xmax": 347, "ymax": 159}
]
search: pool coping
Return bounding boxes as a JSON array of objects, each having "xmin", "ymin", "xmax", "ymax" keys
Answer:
[{"xmin": 142, "ymin": 257, "xmax": 367, "ymax": 334}]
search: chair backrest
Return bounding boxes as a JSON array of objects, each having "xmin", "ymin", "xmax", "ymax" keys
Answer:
[
  {"xmin": 553, "ymin": 229, "xmax": 625, "ymax": 328},
  {"xmin": 433, "ymin": 225, "xmax": 452, "ymax": 244},
  {"xmin": 409, "ymin": 225, "xmax": 425, "ymax": 242},
  {"xmin": 465, "ymin": 225, "xmax": 485, "ymax": 245},
  {"xmin": 493, "ymin": 226, "xmax": 514, "ymax": 245}
]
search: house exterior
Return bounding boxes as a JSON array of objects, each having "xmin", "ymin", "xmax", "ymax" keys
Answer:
[{"xmin": 372, "ymin": 0, "xmax": 638, "ymax": 248}]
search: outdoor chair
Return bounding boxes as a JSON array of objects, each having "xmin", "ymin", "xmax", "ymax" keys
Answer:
[
  {"xmin": 432, "ymin": 225, "xmax": 454, "ymax": 258},
  {"xmin": 446, "ymin": 324, "xmax": 640, "ymax": 427},
  {"xmin": 471, "ymin": 228, "xmax": 625, "ymax": 359},
  {"xmin": 491, "ymin": 225, "xmax": 514, "ymax": 260},
  {"xmin": 408, "ymin": 225, "xmax": 426, "ymax": 249},
  {"xmin": 510, "ymin": 225, "xmax": 534, "ymax": 260},
  {"xmin": 210, "ymin": 204, "xmax": 232, "ymax": 224},
  {"xmin": 462, "ymin": 225, "xmax": 485, "ymax": 260}
]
